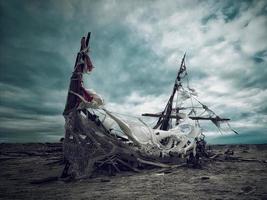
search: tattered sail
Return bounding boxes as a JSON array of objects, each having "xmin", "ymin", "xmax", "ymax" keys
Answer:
[{"xmin": 142, "ymin": 54, "xmax": 236, "ymax": 135}]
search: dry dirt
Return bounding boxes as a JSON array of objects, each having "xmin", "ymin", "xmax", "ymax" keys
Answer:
[{"xmin": 0, "ymin": 143, "xmax": 267, "ymax": 200}]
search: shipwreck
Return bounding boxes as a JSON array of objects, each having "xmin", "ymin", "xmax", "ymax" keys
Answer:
[{"xmin": 61, "ymin": 32, "xmax": 237, "ymax": 179}]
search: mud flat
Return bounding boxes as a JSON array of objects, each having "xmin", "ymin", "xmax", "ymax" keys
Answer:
[{"xmin": 0, "ymin": 143, "xmax": 266, "ymax": 200}]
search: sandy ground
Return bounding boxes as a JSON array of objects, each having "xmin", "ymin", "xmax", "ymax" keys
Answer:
[{"xmin": 0, "ymin": 143, "xmax": 267, "ymax": 200}]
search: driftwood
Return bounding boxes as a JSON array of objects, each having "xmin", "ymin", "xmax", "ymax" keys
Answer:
[
  {"xmin": 64, "ymin": 110, "xmax": 156, "ymax": 177},
  {"xmin": 61, "ymin": 33, "xmax": 213, "ymax": 179},
  {"xmin": 30, "ymin": 177, "xmax": 59, "ymax": 185},
  {"xmin": 62, "ymin": 106, "xmax": 205, "ymax": 178}
]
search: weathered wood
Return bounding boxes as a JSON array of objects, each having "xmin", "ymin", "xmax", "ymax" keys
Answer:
[
  {"xmin": 63, "ymin": 33, "xmax": 91, "ymax": 115},
  {"xmin": 86, "ymin": 32, "xmax": 91, "ymax": 46},
  {"xmin": 116, "ymin": 158, "xmax": 140, "ymax": 172},
  {"xmin": 30, "ymin": 176, "xmax": 59, "ymax": 184},
  {"xmin": 142, "ymin": 113, "xmax": 230, "ymax": 121},
  {"xmin": 61, "ymin": 160, "xmax": 70, "ymax": 178},
  {"xmin": 137, "ymin": 158, "xmax": 177, "ymax": 168},
  {"xmin": 154, "ymin": 53, "xmax": 186, "ymax": 130}
]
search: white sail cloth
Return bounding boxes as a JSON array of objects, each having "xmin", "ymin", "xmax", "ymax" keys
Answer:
[
  {"xmin": 70, "ymin": 88, "xmax": 201, "ymax": 156},
  {"xmin": 103, "ymin": 109, "xmax": 201, "ymax": 156},
  {"xmin": 70, "ymin": 89, "xmax": 104, "ymax": 109}
]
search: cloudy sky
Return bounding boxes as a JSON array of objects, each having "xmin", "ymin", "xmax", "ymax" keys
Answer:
[{"xmin": 0, "ymin": 0, "xmax": 266, "ymax": 143}]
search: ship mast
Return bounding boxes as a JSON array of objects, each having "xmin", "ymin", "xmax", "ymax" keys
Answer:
[
  {"xmin": 142, "ymin": 54, "xmax": 232, "ymax": 131},
  {"xmin": 63, "ymin": 32, "xmax": 91, "ymax": 115},
  {"xmin": 153, "ymin": 53, "xmax": 186, "ymax": 130}
]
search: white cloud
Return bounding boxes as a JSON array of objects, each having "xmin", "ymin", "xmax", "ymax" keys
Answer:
[
  {"xmin": 106, "ymin": 91, "xmax": 169, "ymax": 116},
  {"xmin": 102, "ymin": 0, "xmax": 267, "ymax": 136}
]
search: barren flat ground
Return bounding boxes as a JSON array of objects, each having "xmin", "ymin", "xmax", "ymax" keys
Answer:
[{"xmin": 0, "ymin": 143, "xmax": 266, "ymax": 200}]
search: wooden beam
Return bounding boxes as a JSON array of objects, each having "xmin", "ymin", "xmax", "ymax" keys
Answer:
[{"xmin": 142, "ymin": 113, "xmax": 230, "ymax": 121}]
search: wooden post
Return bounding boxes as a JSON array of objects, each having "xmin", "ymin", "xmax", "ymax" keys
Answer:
[{"xmin": 63, "ymin": 32, "xmax": 91, "ymax": 115}]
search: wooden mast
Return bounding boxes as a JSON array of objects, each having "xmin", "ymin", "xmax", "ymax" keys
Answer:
[
  {"xmin": 63, "ymin": 32, "xmax": 91, "ymax": 115},
  {"xmin": 142, "ymin": 53, "xmax": 231, "ymax": 129},
  {"xmin": 153, "ymin": 54, "xmax": 186, "ymax": 130}
]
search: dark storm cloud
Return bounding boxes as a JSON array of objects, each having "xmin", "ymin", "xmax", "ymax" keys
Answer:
[
  {"xmin": 0, "ymin": 0, "xmax": 266, "ymax": 143},
  {"xmin": 0, "ymin": 47, "xmax": 70, "ymax": 89}
]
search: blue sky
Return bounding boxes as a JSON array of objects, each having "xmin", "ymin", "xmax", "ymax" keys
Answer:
[{"xmin": 0, "ymin": 0, "xmax": 266, "ymax": 143}]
